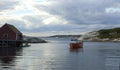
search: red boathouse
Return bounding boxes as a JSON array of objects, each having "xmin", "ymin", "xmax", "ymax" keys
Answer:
[{"xmin": 0, "ymin": 23, "xmax": 23, "ymax": 46}]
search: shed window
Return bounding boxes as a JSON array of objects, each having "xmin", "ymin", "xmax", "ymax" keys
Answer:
[{"xmin": 3, "ymin": 34, "xmax": 8, "ymax": 39}]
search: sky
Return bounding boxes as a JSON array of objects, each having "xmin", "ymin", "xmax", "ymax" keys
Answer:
[{"xmin": 0, "ymin": 0, "xmax": 120, "ymax": 37}]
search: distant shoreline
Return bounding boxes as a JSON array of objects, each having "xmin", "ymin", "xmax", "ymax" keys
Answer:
[{"xmin": 83, "ymin": 40, "xmax": 120, "ymax": 42}]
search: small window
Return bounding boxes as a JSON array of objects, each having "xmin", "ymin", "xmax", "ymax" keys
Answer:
[{"xmin": 3, "ymin": 33, "xmax": 8, "ymax": 39}]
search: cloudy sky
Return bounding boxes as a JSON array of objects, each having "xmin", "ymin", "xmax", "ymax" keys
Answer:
[{"xmin": 0, "ymin": 0, "xmax": 120, "ymax": 36}]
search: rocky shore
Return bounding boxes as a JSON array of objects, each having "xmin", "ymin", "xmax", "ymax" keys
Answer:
[
  {"xmin": 85, "ymin": 37, "xmax": 120, "ymax": 42},
  {"xmin": 23, "ymin": 36, "xmax": 47, "ymax": 43}
]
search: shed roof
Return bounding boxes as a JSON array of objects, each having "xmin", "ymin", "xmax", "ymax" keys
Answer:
[
  {"xmin": 5, "ymin": 23, "xmax": 22, "ymax": 34},
  {"xmin": 7, "ymin": 24, "xmax": 22, "ymax": 33}
]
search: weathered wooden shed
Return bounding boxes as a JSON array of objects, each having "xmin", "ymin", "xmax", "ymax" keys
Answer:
[{"xmin": 0, "ymin": 23, "xmax": 23, "ymax": 47}]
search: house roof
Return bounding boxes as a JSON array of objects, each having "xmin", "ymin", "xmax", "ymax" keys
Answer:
[{"xmin": 6, "ymin": 24, "xmax": 22, "ymax": 34}]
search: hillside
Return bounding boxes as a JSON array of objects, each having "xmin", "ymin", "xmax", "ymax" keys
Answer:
[
  {"xmin": 80, "ymin": 27, "xmax": 120, "ymax": 42},
  {"xmin": 97, "ymin": 28, "xmax": 120, "ymax": 39}
]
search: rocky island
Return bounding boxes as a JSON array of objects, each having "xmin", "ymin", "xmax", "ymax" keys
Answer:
[{"xmin": 23, "ymin": 36, "xmax": 47, "ymax": 43}]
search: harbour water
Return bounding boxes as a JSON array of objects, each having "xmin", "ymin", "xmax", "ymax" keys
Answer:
[{"xmin": 0, "ymin": 38, "xmax": 120, "ymax": 70}]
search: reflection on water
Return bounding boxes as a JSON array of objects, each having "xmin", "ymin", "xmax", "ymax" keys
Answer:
[
  {"xmin": 0, "ymin": 38, "xmax": 119, "ymax": 70},
  {"xmin": 101, "ymin": 49, "xmax": 120, "ymax": 70},
  {"xmin": 69, "ymin": 48, "xmax": 83, "ymax": 53},
  {"xmin": 0, "ymin": 47, "xmax": 22, "ymax": 69}
]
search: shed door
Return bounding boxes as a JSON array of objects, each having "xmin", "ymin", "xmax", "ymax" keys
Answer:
[{"xmin": 16, "ymin": 33, "xmax": 18, "ymax": 40}]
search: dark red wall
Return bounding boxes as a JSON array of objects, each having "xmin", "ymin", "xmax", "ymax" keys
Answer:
[{"xmin": 0, "ymin": 24, "xmax": 16, "ymax": 40}]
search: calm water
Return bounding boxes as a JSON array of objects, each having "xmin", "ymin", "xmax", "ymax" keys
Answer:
[{"xmin": 0, "ymin": 38, "xmax": 120, "ymax": 70}]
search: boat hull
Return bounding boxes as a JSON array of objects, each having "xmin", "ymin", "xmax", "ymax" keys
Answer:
[{"xmin": 70, "ymin": 43, "xmax": 83, "ymax": 49}]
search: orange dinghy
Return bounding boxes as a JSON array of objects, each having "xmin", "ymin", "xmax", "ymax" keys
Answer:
[{"xmin": 70, "ymin": 42, "xmax": 83, "ymax": 49}]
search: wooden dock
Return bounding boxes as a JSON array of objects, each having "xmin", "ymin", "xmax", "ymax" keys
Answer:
[{"xmin": 0, "ymin": 40, "xmax": 27, "ymax": 47}]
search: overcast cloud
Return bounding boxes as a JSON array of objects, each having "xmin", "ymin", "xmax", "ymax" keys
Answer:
[{"xmin": 0, "ymin": 0, "xmax": 120, "ymax": 36}]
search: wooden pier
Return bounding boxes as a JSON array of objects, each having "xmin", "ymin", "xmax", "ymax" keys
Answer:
[{"xmin": 0, "ymin": 40, "xmax": 27, "ymax": 47}]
